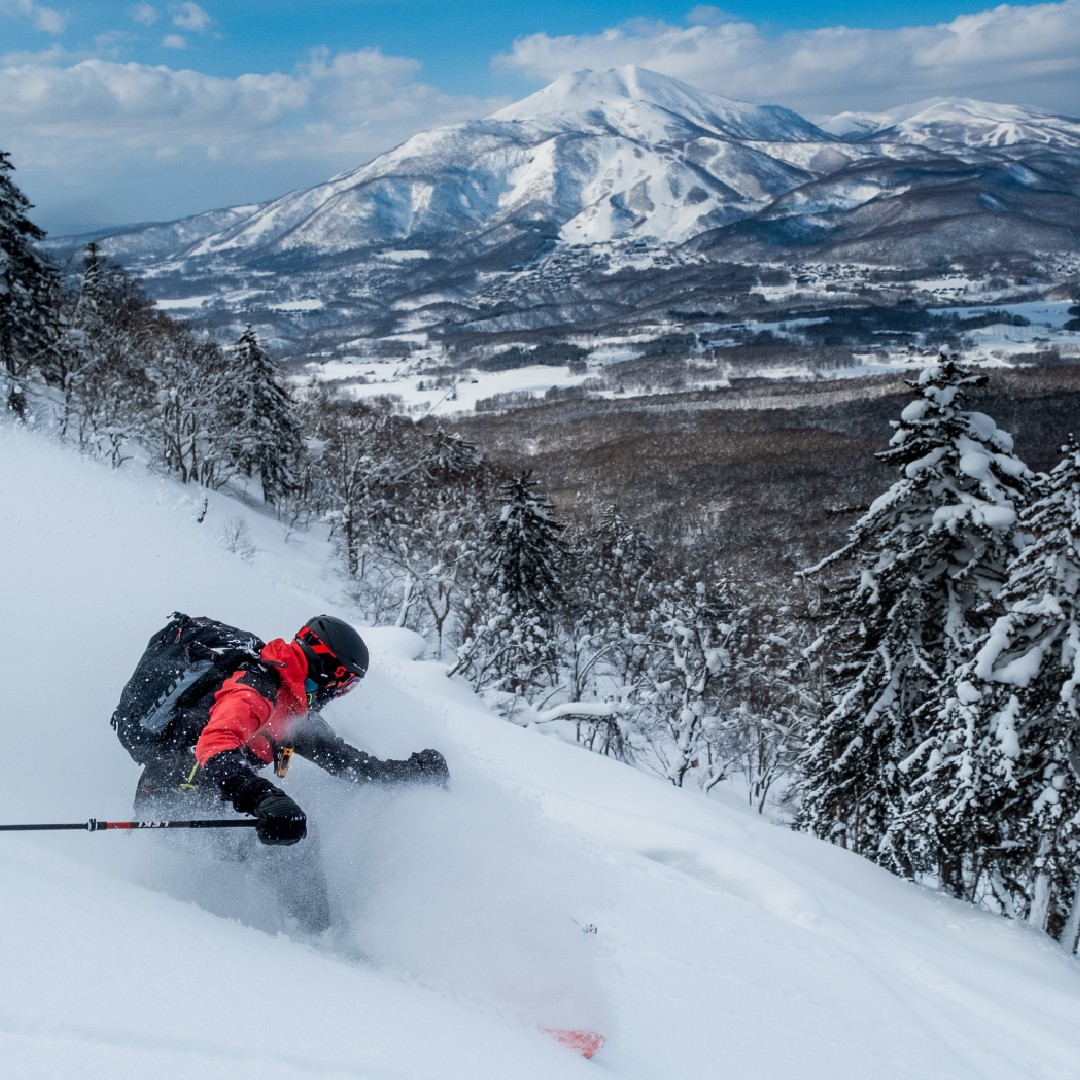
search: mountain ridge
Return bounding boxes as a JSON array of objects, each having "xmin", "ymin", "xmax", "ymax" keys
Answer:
[
  {"xmin": 43, "ymin": 66, "xmax": 1080, "ymax": 357},
  {"xmin": 65, "ymin": 67, "xmax": 1079, "ymax": 260}
]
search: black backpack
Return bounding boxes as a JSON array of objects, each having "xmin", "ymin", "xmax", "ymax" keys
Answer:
[{"xmin": 111, "ymin": 613, "xmax": 265, "ymax": 764}]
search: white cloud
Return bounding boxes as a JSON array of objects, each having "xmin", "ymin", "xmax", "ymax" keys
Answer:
[
  {"xmin": 1, "ymin": 41, "xmax": 66, "ymax": 65},
  {"xmin": 495, "ymin": 1, "xmax": 1080, "ymax": 116},
  {"xmin": 0, "ymin": 47, "xmax": 506, "ymax": 228},
  {"xmin": 131, "ymin": 3, "xmax": 159, "ymax": 26},
  {"xmin": 94, "ymin": 31, "xmax": 138, "ymax": 56},
  {"xmin": 162, "ymin": 33, "xmax": 186, "ymax": 48},
  {"xmin": 34, "ymin": 5, "xmax": 63, "ymax": 33},
  {"xmin": 170, "ymin": 2, "xmax": 211, "ymax": 33},
  {"xmin": 0, "ymin": 49, "xmax": 484, "ymax": 136},
  {"xmin": 0, "ymin": 0, "xmax": 67, "ymax": 34}
]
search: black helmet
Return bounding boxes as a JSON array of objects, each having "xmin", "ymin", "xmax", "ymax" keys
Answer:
[{"xmin": 295, "ymin": 615, "xmax": 369, "ymax": 701}]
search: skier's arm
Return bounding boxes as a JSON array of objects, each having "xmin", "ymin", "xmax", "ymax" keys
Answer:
[
  {"xmin": 293, "ymin": 717, "xmax": 449, "ymax": 786},
  {"xmin": 201, "ymin": 747, "xmax": 307, "ymax": 844},
  {"xmin": 195, "ymin": 671, "xmax": 273, "ymax": 764},
  {"xmin": 195, "ymin": 673, "xmax": 307, "ymax": 844}
]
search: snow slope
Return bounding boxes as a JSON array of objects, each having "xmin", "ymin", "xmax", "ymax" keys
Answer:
[
  {"xmin": 819, "ymin": 96, "xmax": 1080, "ymax": 148},
  {"xmin": 3, "ymin": 420, "xmax": 1080, "ymax": 1079}
]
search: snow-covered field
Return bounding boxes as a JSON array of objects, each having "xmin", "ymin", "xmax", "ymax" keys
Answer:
[
  {"xmin": 303, "ymin": 358, "xmax": 601, "ymax": 416},
  {"xmin": 291, "ymin": 288, "xmax": 1078, "ymax": 418},
  {"xmin": 3, "ymin": 420, "xmax": 1080, "ymax": 1078}
]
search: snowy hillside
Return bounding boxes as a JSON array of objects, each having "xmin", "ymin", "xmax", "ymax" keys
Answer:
[
  {"xmin": 848, "ymin": 98, "xmax": 1080, "ymax": 151},
  {"xmin": 3, "ymin": 420, "xmax": 1080, "ymax": 1078}
]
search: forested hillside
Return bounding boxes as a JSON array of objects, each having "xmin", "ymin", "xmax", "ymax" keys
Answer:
[{"xmin": 7, "ymin": 147, "xmax": 1080, "ymax": 953}]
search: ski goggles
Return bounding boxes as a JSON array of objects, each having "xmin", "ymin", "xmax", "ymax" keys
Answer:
[
  {"xmin": 328, "ymin": 671, "xmax": 361, "ymax": 696},
  {"xmin": 305, "ymin": 670, "xmax": 361, "ymax": 703}
]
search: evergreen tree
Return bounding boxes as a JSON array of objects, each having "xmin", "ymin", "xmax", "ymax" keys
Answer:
[
  {"xmin": 932, "ymin": 438, "xmax": 1080, "ymax": 936},
  {"xmin": 302, "ymin": 400, "xmax": 388, "ymax": 580},
  {"xmin": 638, "ymin": 575, "xmax": 742, "ymax": 788},
  {"xmin": 451, "ymin": 472, "xmax": 566, "ymax": 702},
  {"xmin": 487, "ymin": 471, "xmax": 566, "ymax": 613},
  {"xmin": 797, "ymin": 358, "xmax": 1031, "ymax": 878},
  {"xmin": 363, "ymin": 460, "xmax": 492, "ymax": 654},
  {"xmin": 0, "ymin": 151, "xmax": 60, "ymax": 387},
  {"xmin": 222, "ymin": 326, "xmax": 305, "ymax": 504},
  {"xmin": 422, "ymin": 429, "xmax": 483, "ymax": 480},
  {"xmin": 151, "ymin": 328, "xmax": 234, "ymax": 487},
  {"xmin": 590, "ymin": 505, "xmax": 654, "ymax": 597},
  {"xmin": 699, "ymin": 591, "xmax": 808, "ymax": 812},
  {"xmin": 57, "ymin": 244, "xmax": 103, "ymax": 439}
]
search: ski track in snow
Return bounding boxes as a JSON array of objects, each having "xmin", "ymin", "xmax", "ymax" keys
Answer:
[{"xmin": 3, "ymin": 420, "xmax": 1080, "ymax": 1079}]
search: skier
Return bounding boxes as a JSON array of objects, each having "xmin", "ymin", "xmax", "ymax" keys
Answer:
[{"xmin": 132, "ymin": 614, "xmax": 449, "ymax": 845}]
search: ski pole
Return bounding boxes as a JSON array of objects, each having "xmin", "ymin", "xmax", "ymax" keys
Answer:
[{"xmin": 0, "ymin": 817, "xmax": 257, "ymax": 832}]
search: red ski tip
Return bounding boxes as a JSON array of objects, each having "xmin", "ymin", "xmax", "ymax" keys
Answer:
[{"xmin": 544, "ymin": 1028, "xmax": 606, "ymax": 1059}]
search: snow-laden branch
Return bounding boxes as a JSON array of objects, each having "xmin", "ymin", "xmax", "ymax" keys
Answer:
[{"xmin": 533, "ymin": 701, "xmax": 625, "ymax": 724}]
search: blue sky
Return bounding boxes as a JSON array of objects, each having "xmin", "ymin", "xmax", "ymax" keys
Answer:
[
  {"xmin": 2, "ymin": 1, "xmax": 1079, "ymax": 233},
  {"xmin": 2, "ymin": 2, "xmax": 1041, "ymax": 91}
]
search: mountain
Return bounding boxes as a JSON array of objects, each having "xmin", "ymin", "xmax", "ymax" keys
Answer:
[
  {"xmin": 690, "ymin": 152, "xmax": 1080, "ymax": 265},
  {"xmin": 490, "ymin": 65, "xmax": 828, "ymax": 142},
  {"xmin": 45, "ymin": 67, "xmax": 1080, "ymax": 357},
  {"xmin": 5, "ymin": 418, "xmax": 1080, "ymax": 1079},
  {"xmin": 169, "ymin": 66, "xmax": 835, "ymax": 260},
  {"xmin": 57, "ymin": 203, "xmax": 267, "ymax": 263},
  {"xmin": 837, "ymin": 97, "xmax": 1080, "ymax": 151}
]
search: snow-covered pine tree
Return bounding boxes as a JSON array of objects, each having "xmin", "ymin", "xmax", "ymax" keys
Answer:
[
  {"xmin": 57, "ymin": 244, "xmax": 106, "ymax": 442},
  {"xmin": 0, "ymin": 151, "xmax": 60, "ymax": 391},
  {"xmin": 422, "ymin": 429, "xmax": 483, "ymax": 480},
  {"xmin": 356, "ymin": 427, "xmax": 490, "ymax": 643},
  {"xmin": 488, "ymin": 471, "xmax": 566, "ymax": 613},
  {"xmin": 451, "ymin": 472, "xmax": 566, "ymax": 703},
  {"xmin": 301, "ymin": 400, "xmax": 388, "ymax": 580},
  {"xmin": 700, "ymin": 594, "xmax": 808, "ymax": 813},
  {"xmin": 407, "ymin": 482, "xmax": 490, "ymax": 654},
  {"xmin": 888, "ymin": 366, "xmax": 1034, "ymax": 889},
  {"xmin": 932, "ymin": 438, "xmax": 1080, "ymax": 937},
  {"xmin": 151, "ymin": 329, "xmax": 234, "ymax": 488},
  {"xmin": 591, "ymin": 504, "xmax": 655, "ymax": 588},
  {"xmin": 797, "ymin": 358, "xmax": 1031, "ymax": 879},
  {"xmin": 221, "ymin": 327, "xmax": 305, "ymax": 504}
]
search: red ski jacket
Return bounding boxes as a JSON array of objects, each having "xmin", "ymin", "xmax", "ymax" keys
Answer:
[
  {"xmin": 193, "ymin": 637, "xmax": 411, "ymax": 789},
  {"xmin": 195, "ymin": 638, "xmax": 310, "ymax": 767}
]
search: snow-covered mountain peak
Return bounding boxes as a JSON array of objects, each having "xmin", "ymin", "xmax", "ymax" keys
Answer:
[
  {"xmin": 142, "ymin": 65, "xmax": 842, "ymax": 259},
  {"xmin": 490, "ymin": 65, "xmax": 829, "ymax": 143},
  {"xmin": 893, "ymin": 97, "xmax": 1077, "ymax": 140},
  {"xmin": 829, "ymin": 95, "xmax": 1080, "ymax": 150},
  {"xmin": 492, "ymin": 65, "xmax": 721, "ymax": 123},
  {"xmin": 817, "ymin": 108, "xmax": 899, "ymax": 138},
  {"xmin": 63, "ymin": 68, "xmax": 1080, "ymax": 324}
]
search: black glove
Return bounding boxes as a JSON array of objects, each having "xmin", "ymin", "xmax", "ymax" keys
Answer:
[
  {"xmin": 202, "ymin": 749, "xmax": 307, "ymax": 844},
  {"xmin": 253, "ymin": 791, "xmax": 308, "ymax": 846},
  {"xmin": 408, "ymin": 748, "xmax": 449, "ymax": 786}
]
